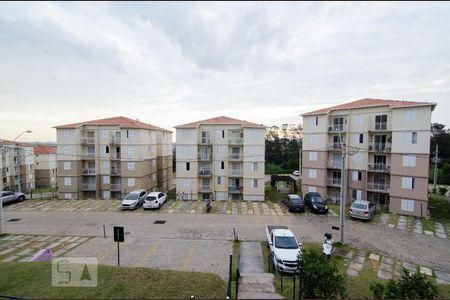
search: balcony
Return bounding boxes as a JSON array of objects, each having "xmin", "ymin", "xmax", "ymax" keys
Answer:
[
  {"xmin": 81, "ymin": 137, "xmax": 96, "ymax": 145},
  {"xmin": 111, "ymin": 183, "xmax": 121, "ymax": 191},
  {"xmin": 367, "ymin": 182, "xmax": 390, "ymax": 193},
  {"xmin": 328, "ymin": 124, "xmax": 347, "ymax": 133},
  {"xmin": 81, "ymin": 153, "xmax": 96, "ymax": 160},
  {"xmin": 229, "ymin": 137, "xmax": 243, "ymax": 145},
  {"xmin": 328, "ymin": 143, "xmax": 344, "ymax": 151},
  {"xmin": 198, "ymin": 170, "xmax": 212, "ymax": 176},
  {"xmin": 111, "ymin": 137, "xmax": 121, "ymax": 144},
  {"xmin": 111, "ymin": 167, "xmax": 121, "ymax": 175},
  {"xmin": 199, "ymin": 185, "xmax": 212, "ymax": 192},
  {"xmin": 327, "ymin": 160, "xmax": 342, "ymax": 169},
  {"xmin": 369, "ymin": 122, "xmax": 390, "ymax": 132},
  {"xmin": 198, "ymin": 153, "xmax": 212, "ymax": 161},
  {"xmin": 110, "ymin": 153, "xmax": 121, "ymax": 160},
  {"xmin": 229, "ymin": 169, "xmax": 243, "ymax": 177},
  {"xmin": 368, "ymin": 143, "xmax": 391, "ymax": 153},
  {"xmin": 82, "ymin": 168, "xmax": 96, "ymax": 175},
  {"xmin": 81, "ymin": 183, "xmax": 96, "ymax": 191},
  {"xmin": 199, "ymin": 138, "xmax": 212, "ymax": 145},
  {"xmin": 327, "ymin": 178, "xmax": 341, "ymax": 187},
  {"xmin": 229, "ymin": 154, "xmax": 242, "ymax": 161},
  {"xmin": 368, "ymin": 163, "xmax": 390, "ymax": 173},
  {"xmin": 228, "ymin": 186, "xmax": 243, "ymax": 193}
]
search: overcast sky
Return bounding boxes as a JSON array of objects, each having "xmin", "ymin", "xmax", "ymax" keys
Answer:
[{"xmin": 1, "ymin": 1, "xmax": 450, "ymax": 142}]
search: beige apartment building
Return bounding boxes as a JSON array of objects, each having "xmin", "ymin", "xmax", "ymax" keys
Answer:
[
  {"xmin": 301, "ymin": 98, "xmax": 436, "ymax": 217},
  {"xmin": 34, "ymin": 145, "xmax": 57, "ymax": 189},
  {"xmin": 0, "ymin": 140, "xmax": 35, "ymax": 192},
  {"xmin": 54, "ymin": 116, "xmax": 172, "ymax": 200},
  {"xmin": 175, "ymin": 116, "xmax": 265, "ymax": 201}
]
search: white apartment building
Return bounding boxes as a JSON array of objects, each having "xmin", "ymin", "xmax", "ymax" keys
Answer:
[
  {"xmin": 34, "ymin": 145, "xmax": 57, "ymax": 189},
  {"xmin": 175, "ymin": 116, "xmax": 265, "ymax": 201},
  {"xmin": 0, "ymin": 140, "xmax": 35, "ymax": 192},
  {"xmin": 301, "ymin": 98, "xmax": 436, "ymax": 217}
]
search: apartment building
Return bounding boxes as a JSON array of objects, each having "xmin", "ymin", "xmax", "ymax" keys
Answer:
[
  {"xmin": 301, "ymin": 98, "xmax": 436, "ymax": 217},
  {"xmin": 175, "ymin": 116, "xmax": 265, "ymax": 201},
  {"xmin": 34, "ymin": 145, "xmax": 57, "ymax": 189},
  {"xmin": 54, "ymin": 116, "xmax": 172, "ymax": 200},
  {"xmin": 0, "ymin": 140, "xmax": 35, "ymax": 192}
]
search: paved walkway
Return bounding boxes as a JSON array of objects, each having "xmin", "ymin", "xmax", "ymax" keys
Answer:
[{"xmin": 238, "ymin": 242, "xmax": 283, "ymax": 299}]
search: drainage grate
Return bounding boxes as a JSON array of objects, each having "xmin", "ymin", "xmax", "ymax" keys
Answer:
[
  {"xmin": 154, "ymin": 220, "xmax": 166, "ymax": 224},
  {"xmin": 7, "ymin": 218, "xmax": 21, "ymax": 222}
]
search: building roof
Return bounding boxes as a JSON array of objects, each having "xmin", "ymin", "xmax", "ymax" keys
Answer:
[
  {"xmin": 0, "ymin": 139, "xmax": 32, "ymax": 147},
  {"xmin": 34, "ymin": 144, "xmax": 56, "ymax": 154},
  {"xmin": 174, "ymin": 116, "xmax": 266, "ymax": 129},
  {"xmin": 302, "ymin": 98, "xmax": 437, "ymax": 116},
  {"xmin": 54, "ymin": 116, "xmax": 172, "ymax": 132}
]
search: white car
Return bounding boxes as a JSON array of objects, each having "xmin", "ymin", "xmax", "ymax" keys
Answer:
[
  {"xmin": 120, "ymin": 189, "xmax": 147, "ymax": 210},
  {"xmin": 266, "ymin": 225, "xmax": 302, "ymax": 273},
  {"xmin": 1, "ymin": 191, "xmax": 26, "ymax": 205},
  {"xmin": 292, "ymin": 170, "xmax": 300, "ymax": 176},
  {"xmin": 143, "ymin": 192, "xmax": 167, "ymax": 209}
]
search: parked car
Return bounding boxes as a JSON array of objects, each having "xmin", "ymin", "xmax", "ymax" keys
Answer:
[
  {"xmin": 292, "ymin": 170, "xmax": 300, "ymax": 176},
  {"xmin": 304, "ymin": 192, "xmax": 329, "ymax": 214},
  {"xmin": 349, "ymin": 200, "xmax": 376, "ymax": 220},
  {"xmin": 143, "ymin": 192, "xmax": 167, "ymax": 209},
  {"xmin": 266, "ymin": 225, "xmax": 302, "ymax": 273},
  {"xmin": 1, "ymin": 191, "xmax": 26, "ymax": 205},
  {"xmin": 282, "ymin": 194, "xmax": 305, "ymax": 212},
  {"xmin": 120, "ymin": 189, "xmax": 147, "ymax": 210}
]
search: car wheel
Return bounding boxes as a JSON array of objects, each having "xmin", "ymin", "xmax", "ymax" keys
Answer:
[{"xmin": 18, "ymin": 196, "xmax": 25, "ymax": 202}]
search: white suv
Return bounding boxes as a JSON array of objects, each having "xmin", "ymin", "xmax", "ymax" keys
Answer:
[{"xmin": 143, "ymin": 192, "xmax": 167, "ymax": 209}]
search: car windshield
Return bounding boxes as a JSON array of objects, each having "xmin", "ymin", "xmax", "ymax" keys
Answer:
[
  {"xmin": 352, "ymin": 203, "xmax": 368, "ymax": 210},
  {"xmin": 291, "ymin": 197, "xmax": 302, "ymax": 204},
  {"xmin": 275, "ymin": 236, "xmax": 298, "ymax": 249},
  {"xmin": 311, "ymin": 196, "xmax": 324, "ymax": 204},
  {"xmin": 124, "ymin": 194, "xmax": 139, "ymax": 200},
  {"xmin": 146, "ymin": 196, "xmax": 157, "ymax": 200}
]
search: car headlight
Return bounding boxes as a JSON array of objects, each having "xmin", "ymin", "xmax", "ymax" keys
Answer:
[
  {"xmin": 325, "ymin": 205, "xmax": 328, "ymax": 209},
  {"xmin": 313, "ymin": 205, "xmax": 318, "ymax": 209},
  {"xmin": 275, "ymin": 256, "xmax": 283, "ymax": 264}
]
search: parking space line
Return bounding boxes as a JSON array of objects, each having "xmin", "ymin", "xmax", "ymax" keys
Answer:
[
  {"xmin": 134, "ymin": 240, "xmax": 161, "ymax": 268},
  {"xmin": 99, "ymin": 244, "xmax": 117, "ymax": 262},
  {"xmin": 181, "ymin": 242, "xmax": 197, "ymax": 272}
]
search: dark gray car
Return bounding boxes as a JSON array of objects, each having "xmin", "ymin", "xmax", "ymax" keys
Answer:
[{"xmin": 282, "ymin": 194, "xmax": 305, "ymax": 212}]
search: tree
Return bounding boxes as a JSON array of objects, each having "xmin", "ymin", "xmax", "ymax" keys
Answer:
[
  {"xmin": 370, "ymin": 269, "xmax": 439, "ymax": 299},
  {"xmin": 297, "ymin": 248, "xmax": 347, "ymax": 299}
]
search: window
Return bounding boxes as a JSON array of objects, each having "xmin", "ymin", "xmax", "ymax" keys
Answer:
[
  {"xmin": 353, "ymin": 115, "xmax": 364, "ymax": 125},
  {"xmin": 404, "ymin": 132, "xmax": 418, "ymax": 144},
  {"xmin": 221, "ymin": 161, "xmax": 224, "ymax": 169},
  {"xmin": 101, "ymin": 130, "xmax": 108, "ymax": 139},
  {"xmin": 308, "ymin": 186, "xmax": 317, "ymax": 193},
  {"xmin": 309, "ymin": 152, "xmax": 317, "ymax": 161},
  {"xmin": 63, "ymin": 162, "xmax": 71, "ymax": 170},
  {"xmin": 186, "ymin": 162, "xmax": 190, "ymax": 171},
  {"xmin": 222, "ymin": 130, "xmax": 225, "ymax": 138},
  {"xmin": 64, "ymin": 193, "xmax": 72, "ymax": 200},
  {"xmin": 182, "ymin": 179, "xmax": 190, "ymax": 189},
  {"xmin": 127, "ymin": 178, "xmax": 135, "ymax": 187},
  {"xmin": 217, "ymin": 177, "xmax": 222, "ymax": 185},
  {"xmin": 126, "ymin": 129, "xmax": 135, "ymax": 138},
  {"xmin": 375, "ymin": 115, "xmax": 387, "ymax": 130},
  {"xmin": 412, "ymin": 132, "xmax": 417, "ymax": 144},
  {"xmin": 311, "ymin": 116, "xmax": 318, "ymax": 126},
  {"xmin": 182, "ymin": 130, "xmax": 191, "ymax": 139},
  {"xmin": 103, "ymin": 176, "xmax": 110, "ymax": 184},
  {"xmin": 127, "ymin": 162, "xmax": 135, "ymax": 171},
  {"xmin": 308, "ymin": 169, "xmax": 317, "ymax": 179},
  {"xmin": 216, "ymin": 145, "xmax": 226, "ymax": 155},
  {"xmin": 62, "ymin": 130, "xmax": 70, "ymax": 139},
  {"xmin": 252, "ymin": 162, "xmax": 258, "ymax": 172},
  {"xmin": 253, "ymin": 179, "xmax": 258, "ymax": 188},
  {"xmin": 249, "ymin": 146, "xmax": 257, "ymax": 156},
  {"xmin": 127, "ymin": 146, "xmax": 135, "ymax": 155},
  {"xmin": 152, "ymin": 173, "xmax": 157, "ymax": 181},
  {"xmin": 64, "ymin": 177, "xmax": 71, "ymax": 186},
  {"xmin": 182, "ymin": 146, "xmax": 190, "ymax": 156},
  {"xmin": 105, "ymin": 146, "xmax": 109, "ymax": 154},
  {"xmin": 401, "ymin": 177, "xmax": 414, "ymax": 189},
  {"xmin": 309, "ymin": 134, "xmax": 318, "ymax": 144},
  {"xmin": 216, "ymin": 192, "xmax": 226, "ymax": 201},
  {"xmin": 352, "ymin": 171, "xmax": 362, "ymax": 181},
  {"xmin": 401, "ymin": 199, "xmax": 414, "ymax": 212},
  {"xmin": 28, "ymin": 174, "xmax": 32, "ymax": 180},
  {"xmin": 102, "ymin": 160, "xmax": 109, "ymax": 170},
  {"xmin": 63, "ymin": 146, "xmax": 71, "ymax": 154},
  {"xmin": 352, "ymin": 152, "xmax": 363, "ymax": 162},
  {"xmin": 359, "ymin": 134, "xmax": 363, "ymax": 144},
  {"xmin": 352, "ymin": 189, "xmax": 357, "ymax": 200},
  {"xmin": 402, "ymin": 155, "xmax": 416, "ymax": 167},
  {"xmin": 103, "ymin": 191, "xmax": 111, "ymax": 199}
]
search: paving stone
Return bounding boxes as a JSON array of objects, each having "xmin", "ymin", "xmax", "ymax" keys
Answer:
[
  {"xmin": 436, "ymin": 233, "xmax": 447, "ymax": 239},
  {"xmin": 436, "ymin": 278, "xmax": 450, "ymax": 285},
  {"xmin": 379, "ymin": 263, "xmax": 393, "ymax": 272},
  {"xmin": 346, "ymin": 268, "xmax": 359, "ymax": 277},
  {"xmin": 67, "ymin": 237, "xmax": 80, "ymax": 243},
  {"xmin": 0, "ymin": 247, "xmax": 17, "ymax": 255},
  {"xmin": 424, "ymin": 230, "xmax": 434, "ymax": 236},
  {"xmin": 435, "ymin": 270, "xmax": 450, "ymax": 282},
  {"xmin": 369, "ymin": 253, "xmax": 380, "ymax": 261},
  {"xmin": 378, "ymin": 269, "xmax": 393, "ymax": 280},
  {"xmin": 59, "ymin": 237, "xmax": 72, "ymax": 242},
  {"xmin": 354, "ymin": 256, "xmax": 365, "ymax": 264},
  {"xmin": 53, "ymin": 249, "xmax": 66, "ymax": 257},
  {"xmin": 379, "ymin": 213, "xmax": 389, "ymax": 225},
  {"xmin": 345, "ymin": 251, "xmax": 354, "ymax": 259},
  {"xmin": 403, "ymin": 262, "xmax": 417, "ymax": 273},
  {"xmin": 382, "ymin": 256, "xmax": 394, "ymax": 265},
  {"xmin": 37, "ymin": 236, "xmax": 53, "ymax": 242},
  {"xmin": 63, "ymin": 243, "xmax": 80, "ymax": 250},
  {"xmin": 349, "ymin": 262, "xmax": 364, "ymax": 271},
  {"xmin": 17, "ymin": 256, "xmax": 31, "ymax": 262},
  {"xmin": 388, "ymin": 224, "xmax": 395, "ymax": 228},
  {"xmin": 48, "ymin": 242, "xmax": 61, "ymax": 249},
  {"xmin": 356, "ymin": 250, "xmax": 367, "ymax": 257},
  {"xmin": 420, "ymin": 266, "xmax": 433, "ymax": 276},
  {"xmin": 77, "ymin": 237, "xmax": 89, "ymax": 243},
  {"xmin": 2, "ymin": 255, "xmax": 19, "ymax": 262},
  {"xmin": 15, "ymin": 248, "xmax": 34, "ymax": 256}
]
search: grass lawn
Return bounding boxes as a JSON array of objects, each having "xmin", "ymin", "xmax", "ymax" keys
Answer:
[
  {"xmin": 387, "ymin": 213, "xmax": 399, "ymax": 226},
  {"xmin": 0, "ymin": 262, "xmax": 226, "ymax": 299},
  {"xmin": 264, "ymin": 185, "xmax": 287, "ymax": 203},
  {"xmin": 429, "ymin": 195, "xmax": 450, "ymax": 221},
  {"xmin": 421, "ymin": 218, "xmax": 435, "ymax": 232},
  {"xmin": 166, "ymin": 188, "xmax": 176, "ymax": 200},
  {"xmin": 31, "ymin": 187, "xmax": 56, "ymax": 194},
  {"xmin": 328, "ymin": 204, "xmax": 340, "ymax": 216}
]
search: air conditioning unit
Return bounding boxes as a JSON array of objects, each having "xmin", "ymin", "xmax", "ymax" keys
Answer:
[
  {"xmin": 368, "ymin": 145, "xmax": 373, "ymax": 151},
  {"xmin": 328, "ymin": 126, "xmax": 332, "ymax": 131}
]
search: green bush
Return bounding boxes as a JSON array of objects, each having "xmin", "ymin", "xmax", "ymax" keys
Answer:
[{"xmin": 439, "ymin": 186, "xmax": 448, "ymax": 196}]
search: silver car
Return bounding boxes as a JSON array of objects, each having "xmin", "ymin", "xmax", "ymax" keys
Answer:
[
  {"xmin": 120, "ymin": 189, "xmax": 147, "ymax": 210},
  {"xmin": 349, "ymin": 200, "xmax": 376, "ymax": 220},
  {"xmin": 1, "ymin": 191, "xmax": 26, "ymax": 205}
]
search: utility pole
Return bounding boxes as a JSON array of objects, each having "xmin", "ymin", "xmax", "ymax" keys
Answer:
[
  {"xmin": 339, "ymin": 145, "xmax": 346, "ymax": 244},
  {"xmin": 433, "ymin": 144, "xmax": 439, "ymax": 192},
  {"xmin": 16, "ymin": 144, "xmax": 22, "ymax": 193}
]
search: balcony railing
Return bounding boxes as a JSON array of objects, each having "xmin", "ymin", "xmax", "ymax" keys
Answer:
[
  {"xmin": 81, "ymin": 183, "xmax": 96, "ymax": 190},
  {"xmin": 198, "ymin": 170, "xmax": 212, "ymax": 176},
  {"xmin": 199, "ymin": 185, "xmax": 211, "ymax": 192},
  {"xmin": 229, "ymin": 169, "xmax": 243, "ymax": 176},
  {"xmin": 81, "ymin": 153, "xmax": 96, "ymax": 160},
  {"xmin": 228, "ymin": 186, "xmax": 243, "ymax": 193},
  {"xmin": 199, "ymin": 138, "xmax": 211, "ymax": 144},
  {"xmin": 367, "ymin": 182, "xmax": 390, "ymax": 192},
  {"xmin": 328, "ymin": 142, "xmax": 344, "ymax": 150},
  {"xmin": 229, "ymin": 154, "xmax": 242, "ymax": 160},
  {"xmin": 369, "ymin": 122, "xmax": 389, "ymax": 131},
  {"xmin": 229, "ymin": 137, "xmax": 242, "ymax": 144},
  {"xmin": 110, "ymin": 153, "xmax": 121, "ymax": 160},
  {"xmin": 111, "ymin": 167, "xmax": 121, "ymax": 175},
  {"xmin": 82, "ymin": 168, "xmax": 96, "ymax": 175},
  {"xmin": 327, "ymin": 178, "xmax": 341, "ymax": 186},
  {"xmin": 111, "ymin": 137, "xmax": 121, "ymax": 144},
  {"xmin": 110, "ymin": 183, "xmax": 121, "ymax": 191},
  {"xmin": 327, "ymin": 160, "xmax": 342, "ymax": 169},
  {"xmin": 368, "ymin": 163, "xmax": 390, "ymax": 172},
  {"xmin": 328, "ymin": 124, "xmax": 347, "ymax": 132},
  {"xmin": 198, "ymin": 153, "xmax": 212, "ymax": 161},
  {"xmin": 368, "ymin": 143, "xmax": 391, "ymax": 153},
  {"xmin": 81, "ymin": 137, "xmax": 96, "ymax": 144}
]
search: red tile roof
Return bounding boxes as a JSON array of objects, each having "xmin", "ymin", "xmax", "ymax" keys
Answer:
[
  {"xmin": 0, "ymin": 139, "xmax": 32, "ymax": 147},
  {"xmin": 34, "ymin": 145, "xmax": 56, "ymax": 154},
  {"xmin": 174, "ymin": 116, "xmax": 266, "ymax": 129},
  {"xmin": 302, "ymin": 98, "xmax": 437, "ymax": 116},
  {"xmin": 54, "ymin": 116, "xmax": 172, "ymax": 132}
]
